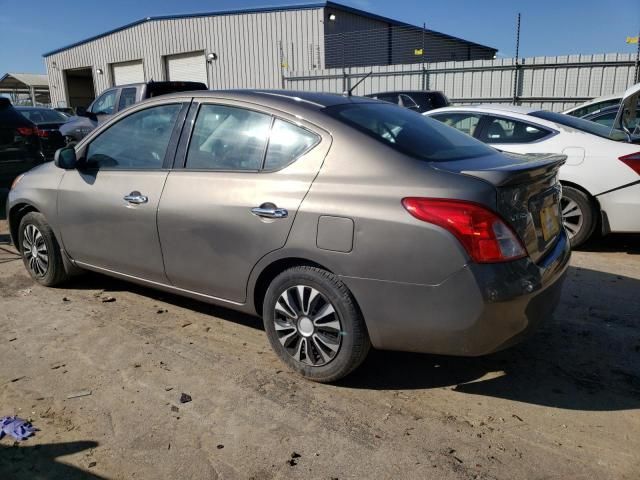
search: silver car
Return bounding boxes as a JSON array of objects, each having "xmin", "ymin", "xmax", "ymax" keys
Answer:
[{"xmin": 6, "ymin": 91, "xmax": 570, "ymax": 382}]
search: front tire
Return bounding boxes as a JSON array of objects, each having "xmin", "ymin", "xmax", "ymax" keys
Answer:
[
  {"xmin": 263, "ymin": 266, "xmax": 370, "ymax": 382},
  {"xmin": 561, "ymin": 186, "xmax": 596, "ymax": 248},
  {"xmin": 18, "ymin": 212, "xmax": 69, "ymax": 287}
]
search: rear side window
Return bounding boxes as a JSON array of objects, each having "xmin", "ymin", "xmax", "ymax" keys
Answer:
[
  {"xmin": 431, "ymin": 112, "xmax": 482, "ymax": 136},
  {"xmin": 325, "ymin": 102, "xmax": 494, "ymax": 162},
  {"xmin": 186, "ymin": 104, "xmax": 271, "ymax": 170},
  {"xmin": 264, "ymin": 119, "xmax": 320, "ymax": 170},
  {"xmin": 86, "ymin": 104, "xmax": 181, "ymax": 169},
  {"xmin": 118, "ymin": 88, "xmax": 137, "ymax": 110},
  {"xmin": 478, "ymin": 116, "xmax": 550, "ymax": 144}
]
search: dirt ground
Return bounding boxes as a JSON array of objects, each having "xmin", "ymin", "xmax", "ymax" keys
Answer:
[{"xmin": 0, "ymin": 214, "xmax": 639, "ymax": 480}]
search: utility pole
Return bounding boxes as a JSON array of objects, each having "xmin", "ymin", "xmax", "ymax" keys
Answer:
[{"xmin": 512, "ymin": 13, "xmax": 521, "ymax": 105}]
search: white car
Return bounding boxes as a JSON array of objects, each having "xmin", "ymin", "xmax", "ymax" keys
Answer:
[
  {"xmin": 424, "ymin": 85, "xmax": 640, "ymax": 246},
  {"xmin": 562, "ymin": 92, "xmax": 622, "ymax": 118}
]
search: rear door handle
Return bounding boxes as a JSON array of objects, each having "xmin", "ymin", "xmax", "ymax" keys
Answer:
[
  {"xmin": 251, "ymin": 206, "xmax": 288, "ymax": 219},
  {"xmin": 124, "ymin": 191, "xmax": 148, "ymax": 204}
]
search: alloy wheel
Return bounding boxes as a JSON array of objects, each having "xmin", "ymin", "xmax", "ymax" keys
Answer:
[
  {"xmin": 560, "ymin": 197, "xmax": 584, "ymax": 240},
  {"xmin": 273, "ymin": 285, "xmax": 342, "ymax": 367},
  {"xmin": 22, "ymin": 224, "xmax": 49, "ymax": 277}
]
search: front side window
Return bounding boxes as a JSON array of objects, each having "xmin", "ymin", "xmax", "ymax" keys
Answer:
[
  {"xmin": 90, "ymin": 90, "xmax": 117, "ymax": 115},
  {"xmin": 399, "ymin": 94, "xmax": 420, "ymax": 110},
  {"xmin": 186, "ymin": 104, "xmax": 272, "ymax": 170},
  {"xmin": 325, "ymin": 102, "xmax": 494, "ymax": 162},
  {"xmin": 478, "ymin": 116, "xmax": 549, "ymax": 144},
  {"xmin": 264, "ymin": 119, "xmax": 320, "ymax": 170},
  {"xmin": 431, "ymin": 112, "xmax": 483, "ymax": 137},
  {"xmin": 86, "ymin": 104, "xmax": 181, "ymax": 169},
  {"xmin": 118, "ymin": 88, "xmax": 137, "ymax": 110}
]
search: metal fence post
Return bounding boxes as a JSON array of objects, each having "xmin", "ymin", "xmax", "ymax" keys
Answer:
[
  {"xmin": 279, "ymin": 41, "xmax": 286, "ymax": 89},
  {"xmin": 512, "ymin": 13, "xmax": 521, "ymax": 105},
  {"xmin": 635, "ymin": 31, "xmax": 640, "ymax": 84}
]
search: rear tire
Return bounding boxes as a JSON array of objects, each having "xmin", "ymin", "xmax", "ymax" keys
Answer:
[
  {"xmin": 263, "ymin": 266, "xmax": 370, "ymax": 382},
  {"xmin": 18, "ymin": 212, "xmax": 69, "ymax": 287},
  {"xmin": 561, "ymin": 186, "xmax": 596, "ymax": 248}
]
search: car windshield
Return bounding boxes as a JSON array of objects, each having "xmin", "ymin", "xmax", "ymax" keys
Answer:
[
  {"xmin": 529, "ymin": 110, "xmax": 631, "ymax": 142},
  {"xmin": 18, "ymin": 108, "xmax": 69, "ymax": 124},
  {"xmin": 325, "ymin": 102, "xmax": 495, "ymax": 162}
]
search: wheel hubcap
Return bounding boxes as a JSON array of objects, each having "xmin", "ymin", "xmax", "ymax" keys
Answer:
[
  {"xmin": 273, "ymin": 285, "xmax": 342, "ymax": 367},
  {"xmin": 560, "ymin": 197, "xmax": 583, "ymax": 240},
  {"xmin": 22, "ymin": 224, "xmax": 49, "ymax": 277}
]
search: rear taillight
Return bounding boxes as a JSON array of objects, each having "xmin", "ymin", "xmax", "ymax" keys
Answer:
[
  {"xmin": 16, "ymin": 127, "xmax": 35, "ymax": 136},
  {"xmin": 402, "ymin": 198, "xmax": 527, "ymax": 263},
  {"xmin": 619, "ymin": 152, "xmax": 640, "ymax": 175},
  {"xmin": 34, "ymin": 128, "xmax": 50, "ymax": 137}
]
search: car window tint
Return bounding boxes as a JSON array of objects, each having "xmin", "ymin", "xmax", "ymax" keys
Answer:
[
  {"xmin": 376, "ymin": 94, "xmax": 399, "ymax": 104},
  {"xmin": 264, "ymin": 119, "xmax": 320, "ymax": 170},
  {"xmin": 118, "ymin": 88, "xmax": 137, "ymax": 110},
  {"xmin": 19, "ymin": 109, "xmax": 68, "ymax": 123},
  {"xmin": 399, "ymin": 94, "xmax": 420, "ymax": 109},
  {"xmin": 86, "ymin": 104, "xmax": 181, "ymax": 169},
  {"xmin": 326, "ymin": 102, "xmax": 494, "ymax": 162},
  {"xmin": 431, "ymin": 113, "xmax": 482, "ymax": 136},
  {"xmin": 479, "ymin": 117, "xmax": 549, "ymax": 144},
  {"xmin": 90, "ymin": 90, "xmax": 117, "ymax": 115},
  {"xmin": 186, "ymin": 104, "xmax": 271, "ymax": 170}
]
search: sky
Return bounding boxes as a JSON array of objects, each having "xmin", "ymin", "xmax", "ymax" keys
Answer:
[{"xmin": 0, "ymin": 0, "xmax": 638, "ymax": 74}]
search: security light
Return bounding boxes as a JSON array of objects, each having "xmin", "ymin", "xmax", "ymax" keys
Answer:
[
  {"xmin": 329, "ymin": 13, "xmax": 336, "ymax": 21},
  {"xmin": 207, "ymin": 53, "xmax": 218, "ymax": 62},
  {"xmin": 96, "ymin": 68, "xmax": 104, "ymax": 75}
]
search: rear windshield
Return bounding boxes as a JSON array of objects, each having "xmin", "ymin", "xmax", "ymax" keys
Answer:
[
  {"xmin": 529, "ymin": 110, "xmax": 630, "ymax": 142},
  {"xmin": 18, "ymin": 108, "xmax": 68, "ymax": 123},
  {"xmin": 325, "ymin": 102, "xmax": 494, "ymax": 162}
]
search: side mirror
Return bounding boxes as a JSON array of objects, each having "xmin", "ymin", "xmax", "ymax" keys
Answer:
[
  {"xmin": 76, "ymin": 106, "xmax": 87, "ymax": 116},
  {"xmin": 54, "ymin": 147, "xmax": 78, "ymax": 170}
]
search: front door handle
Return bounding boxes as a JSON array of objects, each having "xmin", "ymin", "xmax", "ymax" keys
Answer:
[
  {"xmin": 124, "ymin": 191, "xmax": 148, "ymax": 204},
  {"xmin": 251, "ymin": 205, "xmax": 288, "ymax": 219}
]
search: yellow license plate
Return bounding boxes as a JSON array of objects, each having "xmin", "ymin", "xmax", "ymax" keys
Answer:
[{"xmin": 540, "ymin": 204, "xmax": 560, "ymax": 241}]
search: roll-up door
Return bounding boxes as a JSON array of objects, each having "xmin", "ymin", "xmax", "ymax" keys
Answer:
[
  {"xmin": 111, "ymin": 60, "xmax": 144, "ymax": 86},
  {"xmin": 165, "ymin": 52, "xmax": 208, "ymax": 85}
]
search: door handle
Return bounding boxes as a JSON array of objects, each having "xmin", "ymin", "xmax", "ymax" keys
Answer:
[
  {"xmin": 251, "ymin": 206, "xmax": 288, "ymax": 219},
  {"xmin": 124, "ymin": 191, "xmax": 148, "ymax": 204}
]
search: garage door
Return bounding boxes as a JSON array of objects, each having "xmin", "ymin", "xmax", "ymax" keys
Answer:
[
  {"xmin": 165, "ymin": 52, "xmax": 208, "ymax": 85},
  {"xmin": 111, "ymin": 60, "xmax": 144, "ymax": 86}
]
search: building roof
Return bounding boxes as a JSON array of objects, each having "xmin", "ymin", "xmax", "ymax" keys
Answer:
[
  {"xmin": 0, "ymin": 73, "xmax": 49, "ymax": 89},
  {"xmin": 43, "ymin": 1, "xmax": 496, "ymax": 57}
]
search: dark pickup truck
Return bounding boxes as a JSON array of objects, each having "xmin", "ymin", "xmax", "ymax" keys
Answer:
[{"xmin": 60, "ymin": 81, "xmax": 207, "ymax": 142}]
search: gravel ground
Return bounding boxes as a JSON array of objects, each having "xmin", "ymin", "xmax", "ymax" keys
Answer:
[{"xmin": 0, "ymin": 216, "xmax": 639, "ymax": 480}]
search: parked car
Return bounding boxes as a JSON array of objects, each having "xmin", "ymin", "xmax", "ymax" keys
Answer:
[
  {"xmin": 60, "ymin": 81, "xmax": 208, "ymax": 142},
  {"xmin": 425, "ymin": 84, "xmax": 640, "ymax": 247},
  {"xmin": 562, "ymin": 89, "xmax": 632, "ymax": 118},
  {"xmin": 7, "ymin": 90, "xmax": 569, "ymax": 382},
  {"xmin": 582, "ymin": 104, "xmax": 640, "ymax": 130},
  {"xmin": 364, "ymin": 90, "xmax": 450, "ymax": 113},
  {"xmin": 0, "ymin": 98, "xmax": 45, "ymax": 189},
  {"xmin": 16, "ymin": 107, "xmax": 67, "ymax": 160}
]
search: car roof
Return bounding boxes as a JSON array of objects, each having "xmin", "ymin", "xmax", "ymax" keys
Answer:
[
  {"xmin": 157, "ymin": 89, "xmax": 381, "ymax": 112},
  {"xmin": 15, "ymin": 106, "xmax": 54, "ymax": 110},
  {"xmin": 427, "ymin": 104, "xmax": 538, "ymax": 115},
  {"xmin": 365, "ymin": 90, "xmax": 443, "ymax": 96}
]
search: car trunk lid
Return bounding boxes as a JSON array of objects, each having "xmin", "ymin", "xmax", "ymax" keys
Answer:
[{"xmin": 433, "ymin": 152, "xmax": 566, "ymax": 263}]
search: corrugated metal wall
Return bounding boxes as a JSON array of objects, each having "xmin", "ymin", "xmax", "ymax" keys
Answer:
[
  {"xmin": 45, "ymin": 8, "xmax": 325, "ymax": 107},
  {"xmin": 285, "ymin": 53, "xmax": 638, "ymax": 111}
]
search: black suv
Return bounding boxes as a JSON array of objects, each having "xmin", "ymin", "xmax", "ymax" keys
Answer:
[
  {"xmin": 365, "ymin": 90, "xmax": 450, "ymax": 113},
  {"xmin": 60, "ymin": 81, "xmax": 207, "ymax": 142}
]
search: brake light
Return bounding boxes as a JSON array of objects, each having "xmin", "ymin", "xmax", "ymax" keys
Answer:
[
  {"xmin": 16, "ymin": 127, "xmax": 35, "ymax": 136},
  {"xmin": 402, "ymin": 198, "xmax": 526, "ymax": 263},
  {"xmin": 34, "ymin": 128, "xmax": 50, "ymax": 138},
  {"xmin": 619, "ymin": 152, "xmax": 640, "ymax": 175}
]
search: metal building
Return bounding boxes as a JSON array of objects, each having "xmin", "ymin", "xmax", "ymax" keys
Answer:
[{"xmin": 43, "ymin": 1, "xmax": 496, "ymax": 109}]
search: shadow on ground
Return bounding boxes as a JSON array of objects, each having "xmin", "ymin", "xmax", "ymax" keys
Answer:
[
  {"xmin": 0, "ymin": 440, "xmax": 105, "ymax": 480},
  {"xmin": 579, "ymin": 232, "xmax": 640, "ymax": 255},
  {"xmin": 53, "ymin": 262, "xmax": 640, "ymax": 412}
]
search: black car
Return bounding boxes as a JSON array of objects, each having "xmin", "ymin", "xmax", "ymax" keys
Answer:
[
  {"xmin": 16, "ymin": 107, "xmax": 67, "ymax": 160},
  {"xmin": 60, "ymin": 81, "xmax": 208, "ymax": 143},
  {"xmin": 0, "ymin": 98, "xmax": 45, "ymax": 190},
  {"xmin": 364, "ymin": 90, "xmax": 450, "ymax": 113}
]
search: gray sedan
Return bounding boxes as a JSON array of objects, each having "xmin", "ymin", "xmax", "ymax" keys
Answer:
[{"xmin": 6, "ymin": 91, "xmax": 570, "ymax": 382}]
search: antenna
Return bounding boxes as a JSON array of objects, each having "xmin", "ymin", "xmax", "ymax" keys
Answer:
[{"xmin": 344, "ymin": 71, "xmax": 372, "ymax": 97}]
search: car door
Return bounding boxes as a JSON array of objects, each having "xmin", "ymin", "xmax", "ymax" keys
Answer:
[
  {"xmin": 57, "ymin": 101, "xmax": 188, "ymax": 282},
  {"xmin": 157, "ymin": 100, "xmax": 329, "ymax": 303}
]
